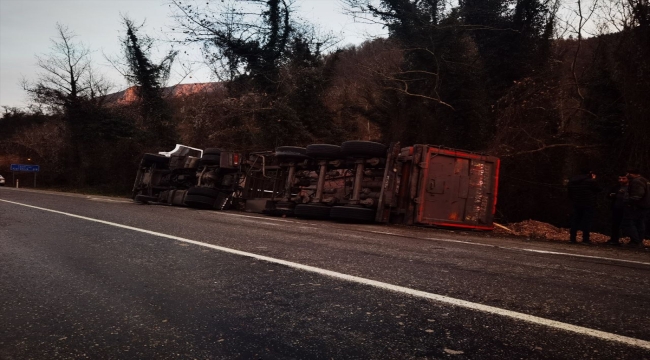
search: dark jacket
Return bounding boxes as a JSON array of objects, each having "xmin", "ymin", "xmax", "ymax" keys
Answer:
[
  {"xmin": 628, "ymin": 176, "xmax": 650, "ymax": 209},
  {"xmin": 568, "ymin": 174, "xmax": 601, "ymax": 207}
]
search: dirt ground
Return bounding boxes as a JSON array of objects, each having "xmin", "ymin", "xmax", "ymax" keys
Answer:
[{"xmin": 494, "ymin": 219, "xmax": 649, "ymax": 246}]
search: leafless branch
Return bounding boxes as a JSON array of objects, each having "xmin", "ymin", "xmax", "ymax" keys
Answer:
[{"xmin": 22, "ymin": 23, "xmax": 109, "ymax": 111}]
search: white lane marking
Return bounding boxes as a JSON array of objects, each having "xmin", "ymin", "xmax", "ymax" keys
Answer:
[
  {"xmin": 368, "ymin": 231, "xmax": 403, "ymax": 236},
  {"xmin": 426, "ymin": 236, "xmax": 496, "ymax": 248},
  {"xmin": 298, "ymin": 226, "xmax": 320, "ymax": 231},
  {"xmin": 12, "ymin": 187, "xmax": 650, "ymax": 265},
  {"xmin": 6, "ymin": 188, "xmax": 648, "ymax": 267},
  {"xmin": 0, "ymin": 187, "xmax": 131, "ymax": 203},
  {"xmin": 207, "ymin": 211, "xmax": 299, "ymax": 223},
  {"xmin": 371, "ymin": 232, "xmax": 650, "ymax": 267},
  {"xmin": 208, "ymin": 216, "xmax": 281, "ymax": 227},
  {"xmin": 10, "ymin": 186, "xmax": 638, "ymax": 260},
  {"xmin": 87, "ymin": 197, "xmax": 130, "ymax": 203},
  {"xmin": 423, "ymin": 237, "xmax": 650, "ymax": 266},
  {"xmin": 520, "ymin": 248, "xmax": 650, "ymax": 266},
  {"xmin": 241, "ymin": 220, "xmax": 280, "ymax": 227},
  {"xmin": 2, "ymin": 199, "xmax": 650, "ymax": 350},
  {"xmin": 200, "ymin": 210, "xmax": 322, "ymax": 230}
]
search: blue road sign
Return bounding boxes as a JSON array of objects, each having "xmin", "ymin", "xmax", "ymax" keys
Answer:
[{"xmin": 10, "ymin": 164, "xmax": 40, "ymax": 172}]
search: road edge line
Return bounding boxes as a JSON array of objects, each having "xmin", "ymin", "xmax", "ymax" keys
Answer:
[{"xmin": 2, "ymin": 198, "xmax": 649, "ymax": 351}]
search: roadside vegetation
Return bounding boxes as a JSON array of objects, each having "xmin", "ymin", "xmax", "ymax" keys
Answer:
[{"xmin": 1, "ymin": 0, "xmax": 648, "ymax": 234}]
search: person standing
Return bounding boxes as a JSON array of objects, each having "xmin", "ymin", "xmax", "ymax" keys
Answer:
[
  {"xmin": 568, "ymin": 170, "xmax": 601, "ymax": 244},
  {"xmin": 622, "ymin": 169, "xmax": 650, "ymax": 247},
  {"xmin": 605, "ymin": 174, "xmax": 629, "ymax": 245}
]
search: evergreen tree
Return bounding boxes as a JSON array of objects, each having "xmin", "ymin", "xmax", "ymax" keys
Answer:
[
  {"xmin": 120, "ymin": 17, "xmax": 178, "ymax": 146},
  {"xmin": 172, "ymin": 0, "xmax": 335, "ymax": 147}
]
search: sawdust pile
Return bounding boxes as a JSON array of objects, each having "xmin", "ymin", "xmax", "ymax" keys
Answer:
[{"xmin": 495, "ymin": 220, "xmax": 613, "ymax": 243}]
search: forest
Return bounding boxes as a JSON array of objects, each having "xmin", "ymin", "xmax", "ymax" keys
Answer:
[{"xmin": 1, "ymin": 0, "xmax": 648, "ymax": 232}]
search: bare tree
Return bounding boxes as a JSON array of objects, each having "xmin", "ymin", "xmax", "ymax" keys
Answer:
[
  {"xmin": 558, "ymin": 0, "xmax": 601, "ymax": 101},
  {"xmin": 22, "ymin": 23, "xmax": 111, "ymax": 112},
  {"xmin": 170, "ymin": 0, "xmax": 336, "ymax": 85},
  {"xmin": 167, "ymin": 0, "xmax": 341, "ymax": 147}
]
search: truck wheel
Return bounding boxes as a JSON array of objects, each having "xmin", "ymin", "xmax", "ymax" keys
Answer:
[
  {"xmin": 276, "ymin": 146, "xmax": 307, "ymax": 154},
  {"xmin": 265, "ymin": 201, "xmax": 296, "ymax": 216},
  {"xmin": 187, "ymin": 186, "xmax": 219, "ymax": 198},
  {"xmin": 201, "ymin": 154, "xmax": 221, "ymax": 165},
  {"xmin": 275, "ymin": 146, "xmax": 309, "ymax": 161},
  {"xmin": 341, "ymin": 141, "xmax": 387, "ymax": 158},
  {"xmin": 185, "ymin": 187, "xmax": 220, "ymax": 208},
  {"xmin": 215, "ymin": 192, "xmax": 233, "ymax": 210},
  {"xmin": 306, "ymin": 144, "xmax": 343, "ymax": 159},
  {"xmin": 134, "ymin": 194, "xmax": 159, "ymax": 204},
  {"xmin": 294, "ymin": 204, "xmax": 331, "ymax": 219},
  {"xmin": 276, "ymin": 152, "xmax": 309, "ymax": 161},
  {"xmin": 203, "ymin": 148, "xmax": 222, "ymax": 155},
  {"xmin": 184, "ymin": 194, "xmax": 216, "ymax": 209},
  {"xmin": 131, "ymin": 169, "xmax": 145, "ymax": 199},
  {"xmin": 187, "ymin": 187, "xmax": 221, "ymax": 198},
  {"xmin": 142, "ymin": 153, "xmax": 170, "ymax": 167},
  {"xmin": 330, "ymin": 206, "xmax": 376, "ymax": 222}
]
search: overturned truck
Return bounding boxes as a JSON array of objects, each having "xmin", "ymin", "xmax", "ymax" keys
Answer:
[{"xmin": 132, "ymin": 142, "xmax": 500, "ymax": 230}]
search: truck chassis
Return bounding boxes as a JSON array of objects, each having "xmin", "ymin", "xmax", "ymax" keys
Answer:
[{"xmin": 132, "ymin": 142, "xmax": 500, "ymax": 230}]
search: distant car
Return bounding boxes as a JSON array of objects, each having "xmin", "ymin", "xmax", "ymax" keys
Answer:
[{"xmin": 0, "ymin": 175, "xmax": 5, "ymax": 186}]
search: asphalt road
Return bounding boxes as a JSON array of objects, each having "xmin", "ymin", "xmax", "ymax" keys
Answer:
[{"xmin": 1, "ymin": 187, "xmax": 649, "ymax": 359}]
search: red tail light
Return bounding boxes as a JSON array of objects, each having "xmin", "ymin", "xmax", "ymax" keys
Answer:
[{"xmin": 233, "ymin": 153, "xmax": 239, "ymax": 165}]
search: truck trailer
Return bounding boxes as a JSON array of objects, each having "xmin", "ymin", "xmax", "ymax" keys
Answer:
[{"xmin": 131, "ymin": 141, "xmax": 500, "ymax": 230}]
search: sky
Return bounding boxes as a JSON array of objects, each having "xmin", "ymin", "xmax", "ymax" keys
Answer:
[{"xmin": 0, "ymin": 0, "xmax": 386, "ymax": 109}]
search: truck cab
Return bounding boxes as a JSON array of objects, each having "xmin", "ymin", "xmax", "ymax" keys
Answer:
[{"xmin": 131, "ymin": 145, "xmax": 243, "ymax": 210}]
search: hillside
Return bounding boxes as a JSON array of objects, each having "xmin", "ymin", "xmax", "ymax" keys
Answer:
[{"xmin": 103, "ymin": 82, "xmax": 224, "ymax": 105}]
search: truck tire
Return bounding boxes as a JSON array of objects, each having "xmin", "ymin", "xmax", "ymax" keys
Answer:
[
  {"xmin": 265, "ymin": 201, "xmax": 295, "ymax": 216},
  {"xmin": 341, "ymin": 141, "xmax": 387, "ymax": 158},
  {"xmin": 201, "ymin": 154, "xmax": 221, "ymax": 165},
  {"xmin": 276, "ymin": 146, "xmax": 307, "ymax": 154},
  {"xmin": 306, "ymin": 144, "xmax": 343, "ymax": 159},
  {"xmin": 294, "ymin": 204, "xmax": 331, "ymax": 219},
  {"xmin": 131, "ymin": 169, "xmax": 144, "ymax": 199},
  {"xmin": 187, "ymin": 187, "xmax": 221, "ymax": 198},
  {"xmin": 184, "ymin": 194, "xmax": 216, "ymax": 209},
  {"xmin": 275, "ymin": 146, "xmax": 309, "ymax": 161},
  {"xmin": 142, "ymin": 153, "xmax": 169, "ymax": 167},
  {"xmin": 134, "ymin": 194, "xmax": 159, "ymax": 204},
  {"xmin": 203, "ymin": 148, "xmax": 222, "ymax": 155},
  {"xmin": 215, "ymin": 192, "xmax": 233, "ymax": 210},
  {"xmin": 330, "ymin": 206, "xmax": 376, "ymax": 222}
]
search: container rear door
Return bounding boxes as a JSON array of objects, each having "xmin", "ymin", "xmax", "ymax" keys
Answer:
[
  {"xmin": 417, "ymin": 154, "xmax": 470, "ymax": 223},
  {"xmin": 415, "ymin": 149, "xmax": 496, "ymax": 228}
]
